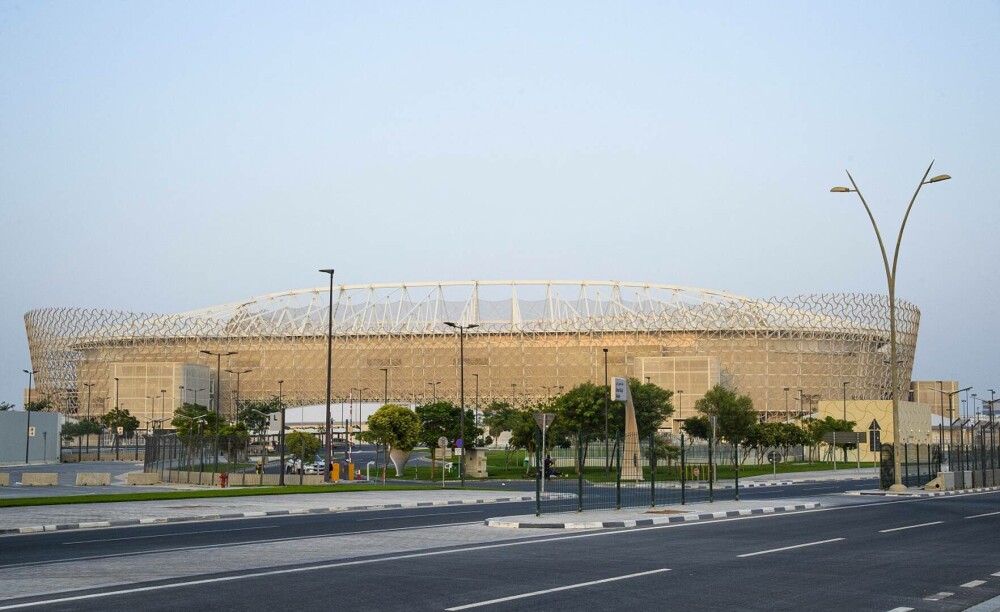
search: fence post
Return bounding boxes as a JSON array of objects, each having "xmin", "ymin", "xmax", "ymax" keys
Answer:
[
  {"xmin": 680, "ymin": 433, "xmax": 686, "ymax": 506},
  {"xmin": 535, "ymin": 429, "xmax": 541, "ymax": 517},
  {"xmin": 649, "ymin": 431, "xmax": 656, "ymax": 508},
  {"xmin": 577, "ymin": 428, "xmax": 583, "ymax": 513},
  {"xmin": 615, "ymin": 432, "xmax": 622, "ymax": 511},
  {"xmin": 734, "ymin": 443, "xmax": 740, "ymax": 502}
]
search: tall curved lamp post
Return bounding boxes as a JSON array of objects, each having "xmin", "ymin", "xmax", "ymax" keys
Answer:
[
  {"xmin": 444, "ymin": 321, "xmax": 479, "ymax": 487},
  {"xmin": 831, "ymin": 161, "xmax": 951, "ymax": 491}
]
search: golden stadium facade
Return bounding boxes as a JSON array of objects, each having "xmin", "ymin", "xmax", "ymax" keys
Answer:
[{"xmin": 24, "ymin": 280, "xmax": 920, "ymax": 432}]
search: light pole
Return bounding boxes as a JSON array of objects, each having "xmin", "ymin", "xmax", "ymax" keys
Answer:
[
  {"xmin": 831, "ymin": 162, "xmax": 951, "ymax": 491},
  {"xmin": 349, "ymin": 387, "xmax": 369, "ymax": 468},
  {"xmin": 278, "ymin": 380, "xmax": 285, "ymax": 486},
  {"xmin": 842, "ymin": 382, "xmax": 849, "ymax": 421},
  {"xmin": 472, "ymin": 373, "xmax": 479, "ymax": 426},
  {"xmin": 320, "ymin": 268, "xmax": 336, "ymax": 483},
  {"xmin": 201, "ymin": 350, "xmax": 236, "ymax": 484},
  {"xmin": 511, "ymin": 383, "xmax": 517, "ymax": 407},
  {"xmin": 783, "ymin": 387, "xmax": 790, "ymax": 422},
  {"xmin": 380, "ymin": 367, "xmax": 389, "ymax": 405},
  {"xmin": 603, "ymin": 348, "xmax": 609, "ymax": 474},
  {"xmin": 23, "ymin": 369, "xmax": 37, "ymax": 464},
  {"xmin": 160, "ymin": 389, "xmax": 166, "ymax": 428},
  {"xmin": 933, "ymin": 386, "xmax": 971, "ymax": 470},
  {"xmin": 193, "ymin": 388, "xmax": 205, "ymax": 408},
  {"xmin": 225, "ymin": 368, "xmax": 252, "ymax": 425},
  {"xmin": 797, "ymin": 389, "xmax": 803, "ymax": 420},
  {"xmin": 427, "ymin": 381, "xmax": 441, "ymax": 403},
  {"xmin": 83, "ymin": 382, "xmax": 95, "ymax": 455},
  {"xmin": 444, "ymin": 321, "xmax": 479, "ymax": 487}
]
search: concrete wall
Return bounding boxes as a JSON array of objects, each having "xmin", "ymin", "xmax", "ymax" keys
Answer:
[{"xmin": 0, "ymin": 412, "xmax": 61, "ymax": 464}]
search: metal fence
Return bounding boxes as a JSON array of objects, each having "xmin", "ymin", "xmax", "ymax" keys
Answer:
[
  {"xmin": 879, "ymin": 428, "xmax": 1000, "ymax": 490},
  {"xmin": 61, "ymin": 431, "xmax": 148, "ymax": 461},
  {"xmin": 532, "ymin": 431, "xmax": 791, "ymax": 516}
]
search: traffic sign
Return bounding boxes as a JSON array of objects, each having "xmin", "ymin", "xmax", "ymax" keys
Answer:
[
  {"xmin": 767, "ymin": 451, "xmax": 782, "ymax": 464},
  {"xmin": 437, "ymin": 436, "xmax": 448, "ymax": 449},
  {"xmin": 532, "ymin": 413, "xmax": 556, "ymax": 431},
  {"xmin": 613, "ymin": 377, "xmax": 628, "ymax": 402}
]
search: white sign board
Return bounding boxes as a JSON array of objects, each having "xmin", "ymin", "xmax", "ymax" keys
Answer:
[
  {"xmin": 28, "ymin": 426, "xmax": 36, "ymax": 437},
  {"xmin": 613, "ymin": 377, "xmax": 628, "ymax": 402}
]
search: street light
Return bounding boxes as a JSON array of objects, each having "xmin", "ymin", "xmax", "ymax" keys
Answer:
[
  {"xmin": 83, "ymin": 382, "xmax": 95, "ymax": 455},
  {"xmin": 783, "ymin": 387, "xmax": 790, "ymax": 422},
  {"xmin": 603, "ymin": 348, "xmax": 609, "ymax": 475},
  {"xmin": 427, "ymin": 381, "xmax": 441, "ymax": 403},
  {"xmin": 472, "ymin": 373, "xmax": 480, "ymax": 426},
  {"xmin": 22, "ymin": 369, "xmax": 37, "ymax": 464},
  {"xmin": 319, "ymin": 268, "xmax": 336, "ymax": 483},
  {"xmin": 380, "ymin": 367, "xmax": 389, "ymax": 405},
  {"xmin": 842, "ymin": 382, "xmax": 850, "ymax": 421},
  {"xmin": 831, "ymin": 162, "xmax": 951, "ymax": 491},
  {"xmin": 933, "ymin": 386, "xmax": 971, "ymax": 470},
  {"xmin": 444, "ymin": 321, "xmax": 479, "ymax": 487},
  {"xmin": 349, "ymin": 387, "xmax": 369, "ymax": 468},
  {"xmin": 225, "ymin": 368, "xmax": 253, "ymax": 424},
  {"xmin": 278, "ymin": 380, "xmax": 285, "ymax": 486},
  {"xmin": 201, "ymin": 350, "xmax": 237, "ymax": 486}
]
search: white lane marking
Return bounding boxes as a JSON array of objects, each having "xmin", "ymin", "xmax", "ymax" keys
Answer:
[
  {"xmin": 966, "ymin": 511, "xmax": 1000, "ymax": 519},
  {"xmin": 878, "ymin": 521, "xmax": 943, "ymax": 533},
  {"xmin": 356, "ymin": 510, "xmax": 481, "ymax": 522},
  {"xmin": 962, "ymin": 580, "xmax": 987, "ymax": 588},
  {"xmin": 885, "ymin": 607, "xmax": 913, "ymax": 612},
  {"xmin": 443, "ymin": 569, "xmax": 671, "ymax": 611},
  {"xmin": 924, "ymin": 592, "xmax": 953, "ymax": 601},
  {"xmin": 992, "ymin": 571, "xmax": 1000, "ymax": 577},
  {"xmin": 62, "ymin": 526, "xmax": 278, "ymax": 545},
  {"xmin": 737, "ymin": 538, "xmax": 845, "ymax": 558}
]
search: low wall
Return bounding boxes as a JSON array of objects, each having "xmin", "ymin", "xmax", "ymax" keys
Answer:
[
  {"xmin": 155, "ymin": 470, "xmax": 326, "ymax": 487},
  {"xmin": 22, "ymin": 472, "xmax": 58, "ymax": 486},
  {"xmin": 126, "ymin": 472, "xmax": 160, "ymax": 485},
  {"xmin": 0, "ymin": 473, "xmax": 8, "ymax": 486},
  {"xmin": 75, "ymin": 472, "xmax": 111, "ymax": 486}
]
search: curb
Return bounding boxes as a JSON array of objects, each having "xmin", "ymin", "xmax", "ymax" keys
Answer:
[
  {"xmin": 848, "ymin": 485, "xmax": 1000, "ymax": 498},
  {"xmin": 0, "ymin": 495, "xmax": 541, "ymax": 536},
  {"xmin": 485, "ymin": 502, "xmax": 821, "ymax": 529}
]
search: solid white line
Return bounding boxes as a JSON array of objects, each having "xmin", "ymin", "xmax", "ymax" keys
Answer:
[
  {"xmin": 965, "ymin": 511, "xmax": 1000, "ymax": 519},
  {"xmin": 443, "ymin": 569, "xmax": 671, "ymax": 610},
  {"xmin": 962, "ymin": 580, "xmax": 987, "ymax": 588},
  {"xmin": 885, "ymin": 607, "xmax": 913, "ymax": 612},
  {"xmin": 62, "ymin": 526, "xmax": 278, "ymax": 545},
  {"xmin": 878, "ymin": 521, "xmax": 942, "ymax": 533},
  {"xmin": 356, "ymin": 511, "xmax": 481, "ymax": 522},
  {"xmin": 737, "ymin": 538, "xmax": 844, "ymax": 558}
]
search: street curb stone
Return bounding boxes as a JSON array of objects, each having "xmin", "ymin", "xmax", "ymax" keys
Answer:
[
  {"xmin": 0, "ymin": 495, "xmax": 540, "ymax": 536},
  {"xmin": 485, "ymin": 502, "xmax": 822, "ymax": 529}
]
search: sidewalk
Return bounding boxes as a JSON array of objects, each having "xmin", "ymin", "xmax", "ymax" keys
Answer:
[{"xmin": 0, "ymin": 489, "xmax": 539, "ymax": 535}]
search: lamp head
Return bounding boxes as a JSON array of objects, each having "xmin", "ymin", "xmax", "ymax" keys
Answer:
[
  {"xmin": 318, "ymin": 268, "xmax": 335, "ymax": 275},
  {"xmin": 830, "ymin": 186, "xmax": 854, "ymax": 193},
  {"xmin": 926, "ymin": 174, "xmax": 951, "ymax": 184},
  {"xmin": 444, "ymin": 321, "xmax": 456, "ymax": 328}
]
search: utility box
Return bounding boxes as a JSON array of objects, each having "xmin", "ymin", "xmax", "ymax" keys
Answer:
[{"xmin": 464, "ymin": 448, "xmax": 488, "ymax": 478}]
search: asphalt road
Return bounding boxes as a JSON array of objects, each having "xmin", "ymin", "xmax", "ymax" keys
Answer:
[{"xmin": 8, "ymin": 480, "xmax": 997, "ymax": 611}]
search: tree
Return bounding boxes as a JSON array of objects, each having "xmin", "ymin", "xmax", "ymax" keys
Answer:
[
  {"xmin": 803, "ymin": 416, "xmax": 857, "ymax": 462},
  {"xmin": 0, "ymin": 401, "xmax": 15, "ymax": 411},
  {"xmin": 415, "ymin": 401, "xmax": 483, "ymax": 477},
  {"xmin": 237, "ymin": 397, "xmax": 281, "ymax": 435},
  {"xmin": 625, "ymin": 379, "xmax": 675, "ymax": 438},
  {"xmin": 682, "ymin": 415, "xmax": 710, "ymax": 440},
  {"xmin": 101, "ymin": 407, "xmax": 140, "ymax": 438},
  {"xmin": 482, "ymin": 401, "xmax": 533, "ymax": 470},
  {"xmin": 366, "ymin": 404, "xmax": 422, "ymax": 452},
  {"xmin": 285, "ymin": 430, "xmax": 321, "ymax": 464},
  {"xmin": 217, "ymin": 423, "xmax": 250, "ymax": 464},
  {"xmin": 171, "ymin": 404, "xmax": 223, "ymax": 437},
  {"xmin": 693, "ymin": 385, "xmax": 758, "ymax": 465},
  {"xmin": 60, "ymin": 419, "xmax": 102, "ymax": 440},
  {"xmin": 26, "ymin": 399, "xmax": 52, "ymax": 412}
]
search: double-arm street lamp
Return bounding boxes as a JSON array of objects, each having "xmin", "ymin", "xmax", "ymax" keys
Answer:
[
  {"xmin": 278, "ymin": 380, "xmax": 285, "ymax": 486},
  {"xmin": 427, "ymin": 381, "xmax": 441, "ymax": 403},
  {"xmin": 444, "ymin": 321, "xmax": 479, "ymax": 487},
  {"xmin": 225, "ymin": 368, "xmax": 253, "ymax": 425},
  {"xmin": 832, "ymin": 162, "xmax": 951, "ymax": 491},
  {"xmin": 201, "ymin": 350, "xmax": 237, "ymax": 484},
  {"xmin": 319, "ymin": 268, "xmax": 336, "ymax": 483}
]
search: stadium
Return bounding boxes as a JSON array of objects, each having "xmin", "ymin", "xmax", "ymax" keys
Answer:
[{"xmin": 24, "ymin": 280, "xmax": 920, "ymax": 432}]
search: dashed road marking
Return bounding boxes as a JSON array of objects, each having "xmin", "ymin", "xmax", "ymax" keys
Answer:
[
  {"xmin": 878, "ymin": 521, "xmax": 942, "ymax": 533},
  {"xmin": 737, "ymin": 538, "xmax": 844, "ymax": 558},
  {"xmin": 924, "ymin": 592, "xmax": 954, "ymax": 601},
  {"xmin": 962, "ymin": 580, "xmax": 987, "ymax": 588},
  {"xmin": 885, "ymin": 607, "xmax": 913, "ymax": 612}
]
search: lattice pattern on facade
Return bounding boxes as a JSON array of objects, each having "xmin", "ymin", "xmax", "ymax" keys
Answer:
[{"xmin": 24, "ymin": 281, "xmax": 920, "ymax": 431}]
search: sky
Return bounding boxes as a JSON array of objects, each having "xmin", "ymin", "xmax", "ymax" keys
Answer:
[{"xmin": 1, "ymin": 1, "xmax": 998, "ymax": 410}]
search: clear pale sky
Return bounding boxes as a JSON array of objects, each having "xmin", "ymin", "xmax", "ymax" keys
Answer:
[{"xmin": 2, "ymin": 2, "xmax": 998, "ymax": 410}]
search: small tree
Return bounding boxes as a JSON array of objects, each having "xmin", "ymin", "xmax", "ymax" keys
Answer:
[
  {"xmin": 367, "ymin": 404, "xmax": 422, "ymax": 451},
  {"xmin": 101, "ymin": 407, "xmax": 140, "ymax": 438},
  {"xmin": 694, "ymin": 385, "xmax": 757, "ymax": 466},
  {"xmin": 26, "ymin": 399, "xmax": 52, "ymax": 412},
  {"xmin": 285, "ymin": 430, "xmax": 321, "ymax": 464},
  {"xmin": 0, "ymin": 401, "xmax": 15, "ymax": 411}
]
